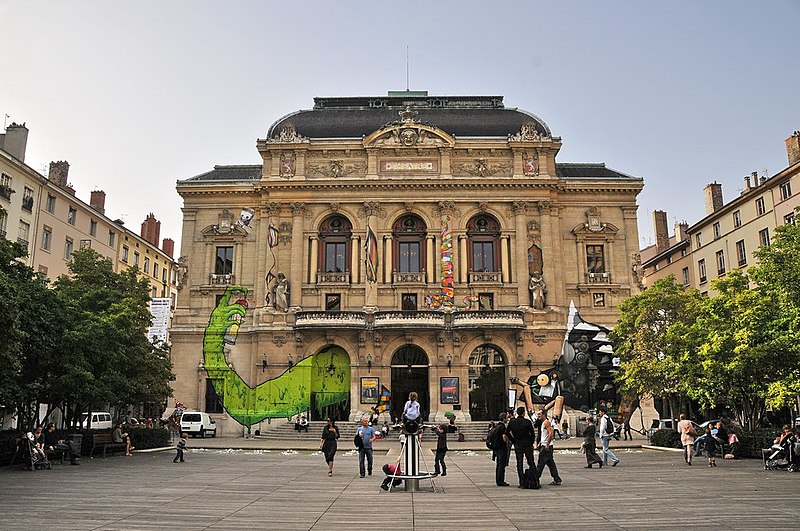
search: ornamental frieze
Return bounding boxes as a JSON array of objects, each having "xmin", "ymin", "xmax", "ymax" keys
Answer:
[
  {"xmin": 306, "ymin": 160, "xmax": 367, "ymax": 178},
  {"xmin": 453, "ymin": 158, "xmax": 512, "ymax": 177}
]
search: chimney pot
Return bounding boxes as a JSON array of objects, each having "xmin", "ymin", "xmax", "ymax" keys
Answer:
[
  {"xmin": 90, "ymin": 190, "xmax": 106, "ymax": 214},
  {"xmin": 786, "ymin": 131, "xmax": 800, "ymax": 166},
  {"xmin": 141, "ymin": 213, "xmax": 161, "ymax": 247},
  {"xmin": 703, "ymin": 182, "xmax": 724, "ymax": 214},
  {"xmin": 48, "ymin": 161, "xmax": 70, "ymax": 188},
  {"xmin": 653, "ymin": 210, "xmax": 669, "ymax": 252},
  {"xmin": 0, "ymin": 122, "xmax": 29, "ymax": 162},
  {"xmin": 162, "ymin": 238, "xmax": 175, "ymax": 258}
]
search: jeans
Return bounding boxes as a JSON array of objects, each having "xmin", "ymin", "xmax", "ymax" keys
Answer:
[
  {"xmin": 536, "ymin": 446, "xmax": 561, "ymax": 482},
  {"xmin": 495, "ymin": 446, "xmax": 508, "ymax": 485},
  {"xmin": 358, "ymin": 448, "xmax": 373, "ymax": 476},
  {"xmin": 601, "ymin": 435, "xmax": 619, "ymax": 465},
  {"xmin": 434, "ymin": 448, "xmax": 447, "ymax": 474},
  {"xmin": 56, "ymin": 441, "xmax": 81, "ymax": 462},
  {"xmin": 514, "ymin": 445, "xmax": 536, "ymax": 486}
]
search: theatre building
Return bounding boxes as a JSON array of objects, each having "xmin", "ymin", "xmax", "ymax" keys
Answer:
[{"xmin": 171, "ymin": 91, "xmax": 644, "ymax": 435}]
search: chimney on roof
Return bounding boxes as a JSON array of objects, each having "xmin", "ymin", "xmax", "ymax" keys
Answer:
[
  {"xmin": 141, "ymin": 213, "xmax": 161, "ymax": 246},
  {"xmin": 90, "ymin": 190, "xmax": 106, "ymax": 214},
  {"xmin": 704, "ymin": 182, "xmax": 723, "ymax": 214},
  {"xmin": 675, "ymin": 221, "xmax": 689, "ymax": 242},
  {"xmin": 744, "ymin": 174, "xmax": 751, "ymax": 192},
  {"xmin": 786, "ymin": 131, "xmax": 800, "ymax": 166},
  {"xmin": 0, "ymin": 122, "xmax": 29, "ymax": 162},
  {"xmin": 653, "ymin": 210, "xmax": 669, "ymax": 252},
  {"xmin": 48, "ymin": 161, "xmax": 70, "ymax": 188},
  {"xmin": 162, "ymin": 238, "xmax": 174, "ymax": 258}
]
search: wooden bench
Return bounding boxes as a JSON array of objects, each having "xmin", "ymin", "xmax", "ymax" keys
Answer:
[{"xmin": 90, "ymin": 433, "xmax": 127, "ymax": 457}]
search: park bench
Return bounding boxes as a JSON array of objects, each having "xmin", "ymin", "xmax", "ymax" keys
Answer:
[{"xmin": 90, "ymin": 432, "xmax": 126, "ymax": 457}]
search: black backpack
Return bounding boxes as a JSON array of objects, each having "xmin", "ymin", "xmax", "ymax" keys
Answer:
[
  {"xmin": 354, "ymin": 430, "xmax": 364, "ymax": 449},
  {"xmin": 485, "ymin": 425, "xmax": 501, "ymax": 450},
  {"xmin": 605, "ymin": 416, "xmax": 615, "ymax": 436}
]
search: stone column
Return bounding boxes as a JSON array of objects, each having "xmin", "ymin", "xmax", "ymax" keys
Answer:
[
  {"xmin": 538, "ymin": 202, "xmax": 557, "ymax": 307},
  {"xmin": 350, "ymin": 234, "xmax": 360, "ymax": 284},
  {"xmin": 289, "ymin": 202, "xmax": 305, "ymax": 309},
  {"xmin": 383, "ymin": 235, "xmax": 393, "ymax": 284},
  {"xmin": 459, "ymin": 235, "xmax": 468, "ymax": 284},
  {"xmin": 512, "ymin": 201, "xmax": 528, "ymax": 305},
  {"xmin": 548, "ymin": 203, "xmax": 565, "ymax": 308},
  {"xmin": 426, "ymin": 235, "xmax": 435, "ymax": 284},
  {"xmin": 309, "ymin": 236, "xmax": 318, "ymax": 285},
  {"xmin": 500, "ymin": 235, "xmax": 510, "ymax": 283}
]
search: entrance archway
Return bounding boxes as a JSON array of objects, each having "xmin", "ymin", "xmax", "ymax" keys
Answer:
[
  {"xmin": 390, "ymin": 345, "xmax": 429, "ymax": 422},
  {"xmin": 468, "ymin": 345, "xmax": 507, "ymax": 422}
]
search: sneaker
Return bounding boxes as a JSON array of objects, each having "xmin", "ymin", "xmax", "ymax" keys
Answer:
[
  {"xmin": 708, "ymin": 464, "xmax": 713, "ymax": 467},
  {"xmin": 441, "ymin": 472, "xmax": 446, "ymax": 476},
  {"xmin": 584, "ymin": 465, "xmax": 593, "ymax": 469},
  {"xmin": 497, "ymin": 482, "xmax": 510, "ymax": 486},
  {"xmin": 612, "ymin": 461, "xmax": 619, "ymax": 467},
  {"xmin": 549, "ymin": 480, "xmax": 562, "ymax": 486},
  {"xmin": 368, "ymin": 471, "xmax": 372, "ymax": 476},
  {"xmin": 380, "ymin": 484, "xmax": 389, "ymax": 491},
  {"xmin": 688, "ymin": 462, "xmax": 692, "ymax": 466},
  {"xmin": 328, "ymin": 471, "xmax": 332, "ymax": 477},
  {"xmin": 360, "ymin": 475, "xmax": 365, "ymax": 478},
  {"xmin": 598, "ymin": 462, "xmax": 603, "ymax": 468}
]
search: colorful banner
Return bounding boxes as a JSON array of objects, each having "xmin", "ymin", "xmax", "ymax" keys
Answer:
[{"xmin": 365, "ymin": 225, "xmax": 378, "ymax": 283}]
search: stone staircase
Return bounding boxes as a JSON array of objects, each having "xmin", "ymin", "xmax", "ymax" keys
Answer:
[{"xmin": 255, "ymin": 420, "xmax": 492, "ymax": 443}]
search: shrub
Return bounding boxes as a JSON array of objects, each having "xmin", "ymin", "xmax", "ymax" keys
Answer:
[
  {"xmin": 128, "ymin": 427, "xmax": 171, "ymax": 449},
  {"xmin": 731, "ymin": 427, "xmax": 776, "ymax": 459},
  {"xmin": 650, "ymin": 428, "xmax": 681, "ymax": 448}
]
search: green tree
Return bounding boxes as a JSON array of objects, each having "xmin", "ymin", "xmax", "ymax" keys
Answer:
[
  {"xmin": 0, "ymin": 239, "xmax": 28, "ymax": 412},
  {"xmin": 610, "ymin": 276, "xmax": 704, "ymax": 420}
]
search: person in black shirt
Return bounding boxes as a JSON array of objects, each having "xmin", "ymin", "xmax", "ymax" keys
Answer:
[
  {"xmin": 582, "ymin": 416, "xmax": 604, "ymax": 468},
  {"xmin": 433, "ymin": 424, "xmax": 448, "ymax": 476},
  {"xmin": 43, "ymin": 423, "xmax": 81, "ymax": 465},
  {"xmin": 506, "ymin": 406, "xmax": 539, "ymax": 488},
  {"xmin": 493, "ymin": 412, "xmax": 510, "ymax": 486}
]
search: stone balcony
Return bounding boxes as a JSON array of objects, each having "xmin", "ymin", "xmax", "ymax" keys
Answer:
[
  {"xmin": 294, "ymin": 311, "xmax": 367, "ymax": 329},
  {"xmin": 392, "ymin": 271, "xmax": 425, "ymax": 284},
  {"xmin": 586, "ymin": 272, "xmax": 610, "ymax": 284},
  {"xmin": 469, "ymin": 270, "xmax": 501, "ymax": 283},
  {"xmin": 452, "ymin": 310, "xmax": 525, "ymax": 329},
  {"xmin": 210, "ymin": 273, "xmax": 235, "ymax": 285},
  {"xmin": 373, "ymin": 310, "xmax": 446, "ymax": 329},
  {"xmin": 317, "ymin": 272, "xmax": 350, "ymax": 284}
]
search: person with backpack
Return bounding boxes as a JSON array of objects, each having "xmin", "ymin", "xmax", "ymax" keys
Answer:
[
  {"xmin": 598, "ymin": 408, "xmax": 620, "ymax": 467},
  {"xmin": 582, "ymin": 416, "xmax": 604, "ymax": 468},
  {"xmin": 506, "ymin": 406, "xmax": 540, "ymax": 489},
  {"xmin": 487, "ymin": 412, "xmax": 510, "ymax": 486},
  {"xmin": 433, "ymin": 423, "xmax": 448, "ymax": 476},
  {"xmin": 356, "ymin": 417, "xmax": 376, "ymax": 478}
]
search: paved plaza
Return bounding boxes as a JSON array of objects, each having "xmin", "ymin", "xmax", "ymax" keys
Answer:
[{"xmin": 1, "ymin": 441, "xmax": 798, "ymax": 530}]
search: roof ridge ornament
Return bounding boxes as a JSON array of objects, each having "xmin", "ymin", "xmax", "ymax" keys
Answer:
[
  {"xmin": 508, "ymin": 122, "xmax": 550, "ymax": 142},
  {"xmin": 399, "ymin": 106, "xmax": 419, "ymax": 123},
  {"xmin": 268, "ymin": 123, "xmax": 309, "ymax": 144}
]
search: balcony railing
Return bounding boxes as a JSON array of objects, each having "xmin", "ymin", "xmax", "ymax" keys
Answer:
[
  {"xmin": 17, "ymin": 238, "xmax": 29, "ymax": 250},
  {"xmin": 0, "ymin": 229, "xmax": 6, "ymax": 239},
  {"xmin": 586, "ymin": 272, "xmax": 610, "ymax": 284},
  {"xmin": 393, "ymin": 271, "xmax": 425, "ymax": 284},
  {"xmin": 452, "ymin": 310, "xmax": 525, "ymax": 329},
  {"xmin": 469, "ymin": 270, "xmax": 501, "ymax": 283},
  {"xmin": 294, "ymin": 311, "xmax": 366, "ymax": 329},
  {"xmin": 317, "ymin": 271, "xmax": 350, "ymax": 284},
  {"xmin": 209, "ymin": 273, "xmax": 234, "ymax": 285},
  {"xmin": 374, "ymin": 310, "xmax": 446, "ymax": 329},
  {"xmin": 0, "ymin": 186, "xmax": 13, "ymax": 201},
  {"xmin": 21, "ymin": 196, "xmax": 34, "ymax": 212}
]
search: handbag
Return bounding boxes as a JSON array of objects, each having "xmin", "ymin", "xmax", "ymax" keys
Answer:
[{"xmin": 353, "ymin": 430, "xmax": 363, "ymax": 449}]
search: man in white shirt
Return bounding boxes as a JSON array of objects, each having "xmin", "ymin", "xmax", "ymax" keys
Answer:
[
  {"xmin": 598, "ymin": 408, "xmax": 620, "ymax": 467},
  {"xmin": 535, "ymin": 410, "xmax": 562, "ymax": 485}
]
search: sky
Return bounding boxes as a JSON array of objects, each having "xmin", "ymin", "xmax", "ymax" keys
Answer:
[{"xmin": 2, "ymin": 1, "xmax": 799, "ymax": 255}]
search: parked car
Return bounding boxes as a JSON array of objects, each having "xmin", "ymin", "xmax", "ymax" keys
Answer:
[
  {"xmin": 647, "ymin": 418, "xmax": 701, "ymax": 440},
  {"xmin": 80, "ymin": 411, "xmax": 113, "ymax": 430},
  {"xmin": 180, "ymin": 411, "xmax": 217, "ymax": 438}
]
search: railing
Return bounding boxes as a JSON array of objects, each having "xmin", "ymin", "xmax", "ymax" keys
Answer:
[
  {"xmin": 469, "ymin": 270, "xmax": 501, "ymax": 283},
  {"xmin": 17, "ymin": 238, "xmax": 28, "ymax": 250},
  {"xmin": 294, "ymin": 311, "xmax": 366, "ymax": 329},
  {"xmin": 317, "ymin": 271, "xmax": 350, "ymax": 284},
  {"xmin": 374, "ymin": 310, "xmax": 446, "ymax": 329},
  {"xmin": 0, "ymin": 229, "xmax": 6, "ymax": 239},
  {"xmin": 586, "ymin": 272, "xmax": 610, "ymax": 284},
  {"xmin": 0, "ymin": 186, "xmax": 13, "ymax": 201},
  {"xmin": 452, "ymin": 310, "xmax": 525, "ymax": 329},
  {"xmin": 21, "ymin": 196, "xmax": 34, "ymax": 212},
  {"xmin": 209, "ymin": 273, "xmax": 234, "ymax": 285},
  {"xmin": 393, "ymin": 271, "xmax": 425, "ymax": 284}
]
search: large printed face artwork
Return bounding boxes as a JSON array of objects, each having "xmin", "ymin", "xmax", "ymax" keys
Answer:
[{"xmin": 203, "ymin": 286, "xmax": 349, "ymax": 427}]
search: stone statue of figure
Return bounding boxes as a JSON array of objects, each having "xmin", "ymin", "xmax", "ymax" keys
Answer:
[
  {"xmin": 529, "ymin": 272, "xmax": 546, "ymax": 310},
  {"xmin": 272, "ymin": 272, "xmax": 289, "ymax": 311}
]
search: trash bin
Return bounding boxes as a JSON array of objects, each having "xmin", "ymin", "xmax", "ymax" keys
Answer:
[{"xmin": 576, "ymin": 416, "xmax": 588, "ymax": 438}]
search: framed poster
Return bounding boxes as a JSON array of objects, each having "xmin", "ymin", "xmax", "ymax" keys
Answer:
[
  {"xmin": 440, "ymin": 377, "xmax": 460, "ymax": 405},
  {"xmin": 360, "ymin": 377, "xmax": 379, "ymax": 404}
]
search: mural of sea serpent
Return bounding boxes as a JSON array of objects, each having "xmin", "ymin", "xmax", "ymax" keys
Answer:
[{"xmin": 203, "ymin": 286, "xmax": 350, "ymax": 427}]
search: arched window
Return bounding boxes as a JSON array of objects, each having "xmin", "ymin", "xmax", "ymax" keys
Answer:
[
  {"xmin": 467, "ymin": 214, "xmax": 501, "ymax": 273},
  {"xmin": 318, "ymin": 215, "xmax": 352, "ymax": 274},
  {"xmin": 393, "ymin": 215, "xmax": 426, "ymax": 273}
]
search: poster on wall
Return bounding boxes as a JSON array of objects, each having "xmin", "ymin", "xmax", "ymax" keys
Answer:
[
  {"xmin": 440, "ymin": 377, "xmax": 460, "ymax": 404},
  {"xmin": 360, "ymin": 377, "xmax": 380, "ymax": 404}
]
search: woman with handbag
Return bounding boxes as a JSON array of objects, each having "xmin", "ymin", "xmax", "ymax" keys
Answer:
[
  {"xmin": 319, "ymin": 417, "xmax": 340, "ymax": 477},
  {"xmin": 677, "ymin": 413, "xmax": 697, "ymax": 465}
]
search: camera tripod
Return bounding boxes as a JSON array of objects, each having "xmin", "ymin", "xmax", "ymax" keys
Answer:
[{"xmin": 384, "ymin": 429, "xmax": 438, "ymax": 493}]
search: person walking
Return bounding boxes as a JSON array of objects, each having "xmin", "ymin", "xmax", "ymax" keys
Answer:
[
  {"xmin": 319, "ymin": 417, "xmax": 340, "ymax": 476},
  {"xmin": 677, "ymin": 413, "xmax": 696, "ymax": 466},
  {"xmin": 492, "ymin": 412, "xmax": 510, "ymax": 486},
  {"xmin": 582, "ymin": 416, "xmax": 604, "ymax": 468},
  {"xmin": 703, "ymin": 426, "xmax": 717, "ymax": 467},
  {"xmin": 433, "ymin": 423, "xmax": 448, "ymax": 476},
  {"xmin": 506, "ymin": 406, "xmax": 540, "ymax": 489},
  {"xmin": 623, "ymin": 419, "xmax": 632, "ymax": 441},
  {"xmin": 357, "ymin": 417, "xmax": 376, "ymax": 478},
  {"xmin": 535, "ymin": 410, "xmax": 562, "ymax": 485},
  {"xmin": 598, "ymin": 408, "xmax": 620, "ymax": 467},
  {"xmin": 173, "ymin": 436, "xmax": 186, "ymax": 463}
]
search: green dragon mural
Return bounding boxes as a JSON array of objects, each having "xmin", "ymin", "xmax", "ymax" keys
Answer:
[{"xmin": 203, "ymin": 286, "xmax": 350, "ymax": 427}]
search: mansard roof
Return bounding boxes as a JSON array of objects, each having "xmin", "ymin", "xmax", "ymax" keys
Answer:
[
  {"xmin": 266, "ymin": 94, "xmax": 552, "ymax": 140},
  {"xmin": 184, "ymin": 165, "xmax": 261, "ymax": 182},
  {"xmin": 556, "ymin": 163, "xmax": 639, "ymax": 180}
]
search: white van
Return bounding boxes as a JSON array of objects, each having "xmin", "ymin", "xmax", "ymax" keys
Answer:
[
  {"xmin": 180, "ymin": 411, "xmax": 217, "ymax": 438},
  {"xmin": 80, "ymin": 411, "xmax": 113, "ymax": 430}
]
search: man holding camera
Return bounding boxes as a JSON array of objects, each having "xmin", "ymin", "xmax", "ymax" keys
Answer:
[
  {"xmin": 357, "ymin": 417, "xmax": 377, "ymax": 478},
  {"xmin": 506, "ymin": 406, "xmax": 540, "ymax": 489}
]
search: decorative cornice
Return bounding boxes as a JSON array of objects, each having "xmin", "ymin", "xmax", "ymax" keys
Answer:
[
  {"xmin": 290, "ymin": 202, "xmax": 306, "ymax": 216},
  {"xmin": 307, "ymin": 160, "xmax": 367, "ymax": 178}
]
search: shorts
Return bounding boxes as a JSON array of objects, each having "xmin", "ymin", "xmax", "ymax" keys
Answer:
[{"xmin": 706, "ymin": 449, "xmax": 716, "ymax": 458}]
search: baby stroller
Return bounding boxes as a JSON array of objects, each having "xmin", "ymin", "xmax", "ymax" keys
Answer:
[
  {"xmin": 762, "ymin": 435, "xmax": 798, "ymax": 472},
  {"xmin": 21, "ymin": 432, "xmax": 51, "ymax": 471}
]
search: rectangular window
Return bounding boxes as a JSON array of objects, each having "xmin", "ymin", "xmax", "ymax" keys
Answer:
[
  {"xmin": 682, "ymin": 267, "xmax": 690, "ymax": 286},
  {"xmin": 736, "ymin": 240, "xmax": 747, "ymax": 266},
  {"xmin": 67, "ymin": 207, "xmax": 77, "ymax": 225},
  {"xmin": 64, "ymin": 237, "xmax": 74, "ymax": 260},
  {"xmin": 325, "ymin": 293, "xmax": 341, "ymax": 311},
  {"xmin": 695, "ymin": 233, "xmax": 702, "ymax": 249},
  {"xmin": 755, "ymin": 197, "xmax": 766, "ymax": 216},
  {"xmin": 108, "ymin": 230, "xmax": 116, "ymax": 247},
  {"xmin": 0, "ymin": 172, "xmax": 10, "ymax": 187},
  {"xmin": 785, "ymin": 212, "xmax": 796, "ymax": 225},
  {"xmin": 759, "ymin": 228, "xmax": 770, "ymax": 247},
  {"xmin": 780, "ymin": 181, "xmax": 792, "ymax": 201},
  {"xmin": 122, "ymin": 245, "xmax": 129, "ymax": 262},
  {"xmin": 18, "ymin": 220, "xmax": 30, "ymax": 249},
  {"xmin": 89, "ymin": 219, "xmax": 97, "ymax": 237},
  {"xmin": 144, "ymin": 257, "xmax": 150, "ymax": 274},
  {"xmin": 397, "ymin": 242, "xmax": 420, "ymax": 273},
  {"xmin": 215, "ymin": 246, "xmax": 234, "ymax": 275},
  {"xmin": 716, "ymin": 250, "xmax": 726, "ymax": 275},
  {"xmin": 79, "ymin": 239, "xmax": 91, "ymax": 250},
  {"xmin": 586, "ymin": 245, "xmax": 605, "ymax": 273},
  {"xmin": 478, "ymin": 293, "xmax": 494, "ymax": 310},
  {"xmin": 133, "ymin": 251, "xmax": 140, "ymax": 266},
  {"xmin": 472, "ymin": 242, "xmax": 495, "ymax": 272},
  {"xmin": 732, "ymin": 210, "xmax": 741, "ymax": 228},
  {"xmin": 22, "ymin": 187, "xmax": 34, "ymax": 212},
  {"xmin": 680, "ymin": 248, "xmax": 687, "ymax": 257},
  {"xmin": 46, "ymin": 194, "xmax": 56, "ymax": 213},
  {"xmin": 205, "ymin": 379, "xmax": 224, "ymax": 414},
  {"xmin": 698, "ymin": 259, "xmax": 707, "ymax": 283},
  {"xmin": 153, "ymin": 263, "xmax": 159, "ymax": 278},
  {"xmin": 713, "ymin": 222, "xmax": 721, "ymax": 239},
  {"xmin": 401, "ymin": 293, "xmax": 418, "ymax": 311},
  {"xmin": 0, "ymin": 209, "xmax": 6, "ymax": 238},
  {"xmin": 41, "ymin": 226, "xmax": 52, "ymax": 251},
  {"xmin": 162, "ymin": 268, "xmax": 167, "ymax": 283}
]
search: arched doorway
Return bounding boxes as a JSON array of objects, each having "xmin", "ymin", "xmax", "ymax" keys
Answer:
[
  {"xmin": 468, "ymin": 345, "xmax": 507, "ymax": 422},
  {"xmin": 390, "ymin": 345, "xmax": 429, "ymax": 422},
  {"xmin": 310, "ymin": 346, "xmax": 351, "ymax": 421}
]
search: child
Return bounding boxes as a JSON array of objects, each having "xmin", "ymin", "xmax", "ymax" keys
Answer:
[
  {"xmin": 703, "ymin": 428, "xmax": 717, "ymax": 467},
  {"xmin": 433, "ymin": 424, "xmax": 448, "ymax": 476},
  {"xmin": 402, "ymin": 392, "xmax": 420, "ymax": 432},
  {"xmin": 381, "ymin": 460, "xmax": 403, "ymax": 491},
  {"xmin": 174, "ymin": 437, "xmax": 187, "ymax": 463}
]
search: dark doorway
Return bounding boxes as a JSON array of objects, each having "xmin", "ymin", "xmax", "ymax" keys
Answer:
[
  {"xmin": 390, "ymin": 345, "xmax": 429, "ymax": 422},
  {"xmin": 468, "ymin": 345, "xmax": 507, "ymax": 422}
]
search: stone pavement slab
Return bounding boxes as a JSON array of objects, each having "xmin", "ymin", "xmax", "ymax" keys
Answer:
[{"xmin": 1, "ymin": 446, "xmax": 797, "ymax": 530}]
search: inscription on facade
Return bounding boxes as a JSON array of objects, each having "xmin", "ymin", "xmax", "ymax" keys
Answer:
[{"xmin": 380, "ymin": 160, "xmax": 439, "ymax": 173}]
